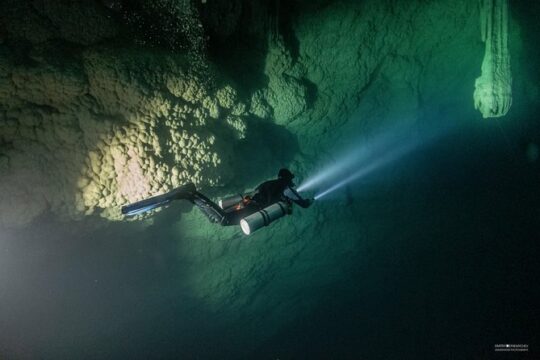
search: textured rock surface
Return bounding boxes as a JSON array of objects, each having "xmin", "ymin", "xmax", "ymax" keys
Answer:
[
  {"xmin": 264, "ymin": 36, "xmax": 308, "ymax": 125},
  {"xmin": 167, "ymin": 0, "xmax": 521, "ymax": 345},
  {"xmin": 0, "ymin": 0, "xmax": 258, "ymax": 226},
  {"xmin": 0, "ymin": 47, "xmax": 255, "ymax": 225},
  {"xmin": 2, "ymin": 0, "xmax": 508, "ymax": 227},
  {"xmin": 474, "ymin": 0, "xmax": 512, "ymax": 118},
  {"xmin": 1, "ymin": 0, "xmax": 119, "ymax": 45},
  {"xmin": 245, "ymin": 0, "xmax": 490, "ymax": 180},
  {"xmin": 1, "ymin": 1, "xmax": 536, "ymax": 358}
]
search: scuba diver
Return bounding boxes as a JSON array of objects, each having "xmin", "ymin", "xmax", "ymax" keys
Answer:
[{"xmin": 121, "ymin": 168, "xmax": 314, "ymax": 235}]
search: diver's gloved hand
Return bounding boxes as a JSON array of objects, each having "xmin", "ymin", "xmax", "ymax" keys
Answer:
[{"xmin": 297, "ymin": 198, "xmax": 314, "ymax": 208}]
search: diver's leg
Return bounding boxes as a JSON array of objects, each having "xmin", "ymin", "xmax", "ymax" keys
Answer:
[
  {"xmin": 122, "ymin": 182, "xmax": 197, "ymax": 216},
  {"xmin": 168, "ymin": 183, "xmax": 229, "ymax": 225},
  {"xmin": 184, "ymin": 186, "xmax": 260, "ymax": 227},
  {"xmin": 189, "ymin": 192, "xmax": 262, "ymax": 226},
  {"xmin": 190, "ymin": 191, "xmax": 232, "ymax": 225}
]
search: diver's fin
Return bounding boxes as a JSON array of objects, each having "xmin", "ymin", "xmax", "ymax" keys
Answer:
[
  {"xmin": 121, "ymin": 183, "xmax": 197, "ymax": 216},
  {"xmin": 191, "ymin": 192, "xmax": 227, "ymax": 224}
]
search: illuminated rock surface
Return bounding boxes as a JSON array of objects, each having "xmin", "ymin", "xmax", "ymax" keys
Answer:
[
  {"xmin": 0, "ymin": 0, "xmax": 258, "ymax": 225},
  {"xmin": 0, "ymin": 48, "xmax": 252, "ymax": 224},
  {"xmin": 474, "ymin": 0, "xmax": 513, "ymax": 118},
  {"xmin": 1, "ymin": 1, "xmax": 539, "ymax": 359},
  {"xmin": 0, "ymin": 0, "xmax": 509, "ymax": 226}
]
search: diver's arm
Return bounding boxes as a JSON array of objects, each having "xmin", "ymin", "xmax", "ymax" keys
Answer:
[
  {"xmin": 295, "ymin": 197, "xmax": 313, "ymax": 208},
  {"xmin": 243, "ymin": 189, "xmax": 258, "ymax": 198},
  {"xmin": 285, "ymin": 187, "xmax": 313, "ymax": 208}
]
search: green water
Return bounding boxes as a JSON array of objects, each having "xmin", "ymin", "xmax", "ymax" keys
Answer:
[{"xmin": 1, "ymin": 0, "xmax": 539, "ymax": 359}]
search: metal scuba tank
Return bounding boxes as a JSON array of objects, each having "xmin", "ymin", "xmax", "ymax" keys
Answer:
[
  {"xmin": 239, "ymin": 201, "xmax": 290, "ymax": 235},
  {"xmin": 218, "ymin": 194, "xmax": 244, "ymax": 210}
]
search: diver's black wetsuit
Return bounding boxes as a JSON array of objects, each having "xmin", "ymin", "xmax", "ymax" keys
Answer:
[
  {"xmin": 252, "ymin": 178, "xmax": 311, "ymax": 208},
  {"xmin": 121, "ymin": 168, "xmax": 312, "ymax": 226},
  {"xmin": 189, "ymin": 177, "xmax": 311, "ymax": 226}
]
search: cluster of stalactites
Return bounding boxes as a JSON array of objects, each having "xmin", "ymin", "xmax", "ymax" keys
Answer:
[{"xmin": 474, "ymin": 0, "xmax": 512, "ymax": 118}]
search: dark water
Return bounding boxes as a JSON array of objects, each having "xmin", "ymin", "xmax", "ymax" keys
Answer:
[
  {"xmin": 2, "ymin": 108, "xmax": 538, "ymax": 359},
  {"xmin": 256, "ymin": 114, "xmax": 540, "ymax": 359},
  {"xmin": 2, "ymin": 1, "xmax": 540, "ymax": 359}
]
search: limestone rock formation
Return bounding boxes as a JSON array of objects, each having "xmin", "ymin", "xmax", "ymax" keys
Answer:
[
  {"xmin": 0, "ymin": 47, "xmax": 249, "ymax": 226},
  {"xmin": 0, "ymin": 0, "xmax": 505, "ymax": 227},
  {"xmin": 474, "ymin": 0, "xmax": 512, "ymax": 118},
  {"xmin": 1, "ymin": 1, "xmax": 537, "ymax": 358},
  {"xmin": 172, "ymin": 0, "xmax": 516, "ymax": 342},
  {"xmin": 1, "ymin": 0, "xmax": 119, "ymax": 45},
  {"xmin": 264, "ymin": 36, "xmax": 308, "ymax": 125}
]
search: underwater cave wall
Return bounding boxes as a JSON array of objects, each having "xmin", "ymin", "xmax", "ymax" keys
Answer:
[
  {"xmin": 1, "ymin": 0, "xmax": 517, "ymax": 228},
  {"xmin": 162, "ymin": 0, "xmax": 528, "ymax": 348},
  {"xmin": 474, "ymin": 0, "xmax": 512, "ymax": 118},
  {"xmin": 1, "ymin": 1, "xmax": 536, "ymax": 358},
  {"xmin": 0, "ymin": 0, "xmax": 281, "ymax": 227},
  {"xmin": 0, "ymin": 47, "xmax": 254, "ymax": 226},
  {"xmin": 258, "ymin": 0, "xmax": 487, "ymax": 159},
  {"xmin": 180, "ymin": 3, "xmax": 536, "ymax": 354}
]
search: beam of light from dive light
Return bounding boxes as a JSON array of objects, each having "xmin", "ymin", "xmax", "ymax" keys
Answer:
[
  {"xmin": 297, "ymin": 127, "xmax": 413, "ymax": 193},
  {"xmin": 301, "ymin": 121, "xmax": 450, "ymax": 200},
  {"xmin": 313, "ymin": 139, "xmax": 417, "ymax": 200}
]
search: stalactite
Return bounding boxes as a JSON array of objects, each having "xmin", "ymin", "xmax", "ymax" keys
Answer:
[{"xmin": 474, "ymin": 0, "xmax": 512, "ymax": 118}]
